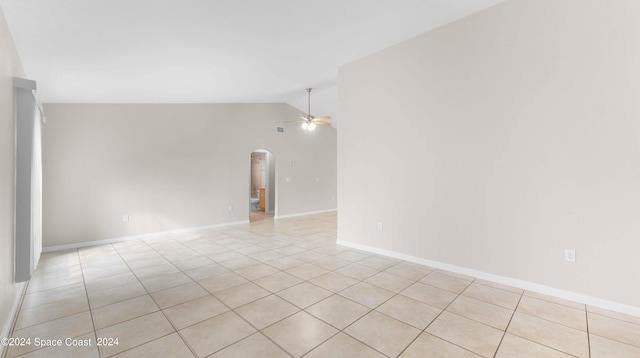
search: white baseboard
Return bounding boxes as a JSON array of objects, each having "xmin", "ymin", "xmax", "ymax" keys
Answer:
[
  {"xmin": 1, "ymin": 282, "xmax": 26, "ymax": 356},
  {"xmin": 42, "ymin": 220, "xmax": 250, "ymax": 253},
  {"xmin": 275, "ymin": 208, "xmax": 337, "ymax": 220},
  {"xmin": 337, "ymin": 239, "xmax": 640, "ymax": 318}
]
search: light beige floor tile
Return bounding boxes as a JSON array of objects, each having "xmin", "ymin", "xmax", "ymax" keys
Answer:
[
  {"xmin": 401, "ymin": 282, "xmax": 458, "ymax": 309},
  {"xmin": 376, "ymin": 294, "xmax": 441, "ymax": 329},
  {"xmin": 345, "ymin": 310, "xmax": 421, "ymax": 357},
  {"xmin": 335, "ymin": 263, "xmax": 380, "ymax": 280},
  {"xmin": 334, "ymin": 250, "xmax": 371, "ymax": 262},
  {"xmin": 364, "ymin": 271, "xmax": 414, "ymax": 293},
  {"xmin": 495, "ymin": 333, "xmax": 574, "ymax": 358},
  {"xmin": 421, "ymin": 271, "xmax": 473, "ymax": 294},
  {"xmin": 207, "ymin": 250, "xmax": 245, "ymax": 263},
  {"xmin": 356, "ymin": 255, "xmax": 398, "ymax": 270},
  {"xmin": 14, "ymin": 215, "xmax": 639, "ymax": 358},
  {"xmin": 214, "ymin": 282, "xmax": 271, "ymax": 308},
  {"xmin": 266, "ymin": 256, "xmax": 305, "ymax": 270},
  {"xmin": 247, "ymin": 250, "xmax": 285, "ymax": 262},
  {"xmin": 435, "ymin": 270, "xmax": 475, "ymax": 282},
  {"xmin": 84, "ymin": 272, "xmax": 139, "ymax": 294},
  {"xmin": 219, "ymin": 256, "xmax": 260, "ymax": 270},
  {"xmin": 210, "ymin": 332, "xmax": 289, "ymax": 358},
  {"xmin": 25, "ymin": 273, "xmax": 85, "ymax": 294},
  {"xmin": 235, "ymin": 295, "xmax": 299, "ymax": 329},
  {"xmin": 8, "ymin": 312, "xmax": 94, "ymax": 356},
  {"xmin": 98, "ymin": 311, "xmax": 175, "ymax": 357},
  {"xmin": 507, "ymin": 312, "xmax": 589, "ymax": 358},
  {"xmin": 13, "ymin": 332, "xmax": 99, "ymax": 358},
  {"xmin": 306, "ymin": 332, "xmax": 386, "ymax": 358},
  {"xmin": 285, "ymin": 263, "xmax": 329, "ymax": 280},
  {"xmin": 277, "ymin": 282, "xmax": 333, "ymax": 309},
  {"xmin": 233, "ymin": 263, "xmax": 279, "ymax": 281},
  {"xmin": 92, "ymin": 295, "xmax": 159, "ymax": 329},
  {"xmin": 262, "ymin": 311, "xmax": 337, "ymax": 357},
  {"xmin": 123, "ymin": 256, "xmax": 169, "ymax": 271},
  {"xmin": 21, "ymin": 283, "xmax": 86, "ymax": 309},
  {"xmin": 183, "ymin": 263, "xmax": 229, "ymax": 281},
  {"xmin": 150, "ymin": 282, "xmax": 208, "ymax": 309},
  {"xmin": 426, "ymin": 311, "xmax": 503, "ymax": 357},
  {"xmin": 312, "ymin": 256, "xmax": 352, "ymax": 270},
  {"xmin": 307, "ymin": 295, "xmax": 370, "ymax": 329},
  {"xmin": 447, "ymin": 295, "xmax": 513, "ymax": 330},
  {"xmin": 111, "ymin": 333, "xmax": 194, "ymax": 358},
  {"xmin": 590, "ymin": 333, "xmax": 640, "ymax": 358},
  {"xmin": 88, "ymin": 282, "xmax": 147, "ymax": 308},
  {"xmin": 163, "ymin": 295, "xmax": 228, "ymax": 329},
  {"xmin": 308, "ymin": 272, "xmax": 358, "ymax": 293},
  {"xmin": 587, "ymin": 305, "xmax": 640, "ymax": 325},
  {"xmin": 140, "ymin": 272, "xmax": 192, "ymax": 293},
  {"xmin": 172, "ymin": 256, "xmax": 214, "ymax": 271},
  {"xmin": 588, "ymin": 312, "xmax": 640, "ymax": 348},
  {"xmin": 16, "ymin": 294, "xmax": 89, "ymax": 329},
  {"xmin": 384, "ymin": 262, "xmax": 433, "ymax": 281},
  {"xmin": 197, "ymin": 272, "xmax": 248, "ymax": 293},
  {"xmin": 253, "ymin": 272, "xmax": 303, "ymax": 292},
  {"xmin": 517, "ymin": 295, "xmax": 587, "ymax": 331},
  {"xmin": 180, "ymin": 311, "xmax": 256, "ymax": 357},
  {"xmin": 523, "ymin": 291, "xmax": 585, "ymax": 311},
  {"xmin": 462, "ymin": 283, "xmax": 521, "ymax": 310},
  {"xmin": 290, "ymin": 250, "xmax": 328, "ymax": 263},
  {"xmin": 400, "ymin": 333, "xmax": 481, "ymax": 358},
  {"xmin": 338, "ymin": 282, "xmax": 395, "ymax": 309},
  {"xmin": 474, "ymin": 279, "xmax": 524, "ymax": 294},
  {"xmin": 82, "ymin": 264, "xmax": 132, "ymax": 281}
]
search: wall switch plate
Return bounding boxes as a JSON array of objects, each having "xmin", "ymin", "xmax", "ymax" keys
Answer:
[
  {"xmin": 377, "ymin": 222, "xmax": 383, "ymax": 231},
  {"xmin": 228, "ymin": 205, "xmax": 233, "ymax": 211},
  {"xmin": 122, "ymin": 214, "xmax": 129, "ymax": 222},
  {"xmin": 286, "ymin": 177, "xmax": 291, "ymax": 182},
  {"xmin": 565, "ymin": 249, "xmax": 576, "ymax": 262}
]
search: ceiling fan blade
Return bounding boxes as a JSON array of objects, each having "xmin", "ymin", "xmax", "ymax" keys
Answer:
[
  {"xmin": 316, "ymin": 121, "xmax": 332, "ymax": 126},
  {"xmin": 283, "ymin": 120, "xmax": 304, "ymax": 123},
  {"xmin": 314, "ymin": 116, "xmax": 332, "ymax": 121}
]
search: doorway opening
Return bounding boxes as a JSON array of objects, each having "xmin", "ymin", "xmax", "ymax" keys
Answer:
[{"xmin": 249, "ymin": 149, "xmax": 275, "ymax": 223}]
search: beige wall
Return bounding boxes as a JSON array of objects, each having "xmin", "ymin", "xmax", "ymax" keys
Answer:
[
  {"xmin": 338, "ymin": 0, "xmax": 640, "ymax": 308},
  {"xmin": 42, "ymin": 103, "xmax": 337, "ymax": 247},
  {"xmin": 0, "ymin": 4, "xmax": 26, "ymax": 343}
]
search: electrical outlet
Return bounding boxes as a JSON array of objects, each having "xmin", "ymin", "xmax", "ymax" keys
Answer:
[
  {"xmin": 564, "ymin": 249, "xmax": 576, "ymax": 262},
  {"xmin": 377, "ymin": 222, "xmax": 383, "ymax": 231},
  {"xmin": 122, "ymin": 214, "xmax": 129, "ymax": 222}
]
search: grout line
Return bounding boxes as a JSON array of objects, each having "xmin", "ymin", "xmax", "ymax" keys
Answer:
[
  {"xmin": 76, "ymin": 248, "xmax": 102, "ymax": 358},
  {"xmin": 111, "ymin": 238, "xmax": 201, "ymax": 358},
  {"xmin": 586, "ymin": 310, "xmax": 591, "ymax": 358},
  {"xmin": 492, "ymin": 285, "xmax": 523, "ymax": 358}
]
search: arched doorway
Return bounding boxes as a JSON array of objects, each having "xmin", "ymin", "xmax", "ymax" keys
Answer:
[{"xmin": 249, "ymin": 149, "xmax": 276, "ymax": 222}]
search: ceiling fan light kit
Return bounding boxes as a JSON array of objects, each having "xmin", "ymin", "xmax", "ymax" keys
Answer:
[{"xmin": 286, "ymin": 88, "xmax": 332, "ymax": 132}]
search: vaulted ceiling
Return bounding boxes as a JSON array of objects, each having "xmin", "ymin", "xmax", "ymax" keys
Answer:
[{"xmin": 1, "ymin": 0, "xmax": 503, "ymax": 125}]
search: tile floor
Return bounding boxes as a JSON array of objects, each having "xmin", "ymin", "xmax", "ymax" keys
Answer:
[{"xmin": 5, "ymin": 212, "xmax": 640, "ymax": 357}]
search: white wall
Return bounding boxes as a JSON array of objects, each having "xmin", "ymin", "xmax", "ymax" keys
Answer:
[
  {"xmin": 42, "ymin": 103, "xmax": 336, "ymax": 248},
  {"xmin": 338, "ymin": 0, "xmax": 640, "ymax": 308},
  {"xmin": 0, "ymin": 4, "xmax": 27, "ymax": 347}
]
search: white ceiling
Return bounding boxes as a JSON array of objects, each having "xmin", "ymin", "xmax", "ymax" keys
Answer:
[{"xmin": 1, "ymin": 0, "xmax": 503, "ymax": 125}]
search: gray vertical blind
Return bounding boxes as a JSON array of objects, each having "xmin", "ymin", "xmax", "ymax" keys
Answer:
[{"xmin": 14, "ymin": 77, "xmax": 44, "ymax": 283}]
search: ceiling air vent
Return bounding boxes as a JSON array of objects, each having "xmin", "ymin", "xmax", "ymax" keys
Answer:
[{"xmin": 276, "ymin": 126, "xmax": 285, "ymax": 133}]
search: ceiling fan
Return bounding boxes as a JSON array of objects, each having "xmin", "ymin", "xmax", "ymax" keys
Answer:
[{"xmin": 285, "ymin": 88, "xmax": 332, "ymax": 131}]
